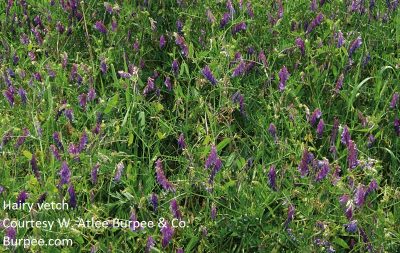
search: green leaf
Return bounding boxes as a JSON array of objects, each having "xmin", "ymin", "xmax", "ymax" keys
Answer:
[
  {"xmin": 22, "ymin": 150, "xmax": 33, "ymax": 160},
  {"xmin": 333, "ymin": 238, "xmax": 349, "ymax": 249},
  {"xmin": 104, "ymin": 93, "xmax": 119, "ymax": 114},
  {"xmin": 217, "ymin": 138, "xmax": 231, "ymax": 151}
]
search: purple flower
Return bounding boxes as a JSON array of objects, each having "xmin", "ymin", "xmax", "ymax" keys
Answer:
[
  {"xmin": 206, "ymin": 8, "xmax": 216, "ymax": 23},
  {"xmin": 310, "ymin": 0, "xmax": 317, "ymax": 11},
  {"xmin": 278, "ymin": 66, "xmax": 289, "ymax": 91},
  {"xmin": 220, "ymin": 12, "xmax": 231, "ymax": 28},
  {"xmin": 30, "ymin": 154, "xmax": 40, "ymax": 181},
  {"xmin": 88, "ymin": 87, "xmax": 96, "ymax": 101},
  {"xmin": 295, "ymin": 38, "xmax": 305, "ymax": 55},
  {"xmin": 155, "ymin": 159, "xmax": 175, "ymax": 192},
  {"xmin": 347, "ymin": 140, "xmax": 359, "ymax": 169},
  {"xmin": 341, "ymin": 125, "xmax": 351, "ymax": 146},
  {"xmin": 335, "ymin": 73, "xmax": 344, "ymax": 93},
  {"xmin": 232, "ymin": 61, "xmax": 246, "ymax": 77},
  {"xmin": 100, "ymin": 59, "xmax": 108, "ymax": 74},
  {"xmin": 178, "ymin": 133, "xmax": 186, "ymax": 150},
  {"xmin": 307, "ymin": 108, "xmax": 320, "ymax": 127},
  {"xmin": 268, "ymin": 165, "xmax": 277, "ymax": 191},
  {"xmin": 143, "ymin": 77, "xmax": 156, "ymax": 96},
  {"xmin": 53, "ymin": 132, "xmax": 64, "ymax": 151},
  {"xmin": 354, "ymin": 184, "xmax": 366, "ymax": 207},
  {"xmin": 0, "ymin": 185, "xmax": 4, "ymax": 194},
  {"xmin": 175, "ymin": 35, "xmax": 189, "ymax": 58},
  {"xmin": 232, "ymin": 91, "xmax": 246, "ymax": 115},
  {"xmin": 316, "ymin": 119, "xmax": 325, "ymax": 138},
  {"xmin": 114, "ymin": 161, "xmax": 124, "ymax": 182},
  {"xmin": 15, "ymin": 128, "xmax": 29, "ymax": 148},
  {"xmin": 390, "ymin": 92, "xmax": 399, "ymax": 109},
  {"xmin": 285, "ymin": 204, "xmax": 295, "ymax": 228},
  {"xmin": 5, "ymin": 227, "xmax": 16, "ymax": 240},
  {"xmin": 170, "ymin": 199, "xmax": 182, "ymax": 220},
  {"xmin": 164, "ymin": 76, "xmax": 172, "ymax": 91},
  {"xmin": 150, "ymin": 193, "xmax": 158, "ymax": 212},
  {"xmin": 247, "ymin": 2, "xmax": 254, "ymax": 18},
  {"xmin": 232, "ymin": 22, "xmax": 247, "ymax": 35},
  {"xmin": 226, "ymin": 0, "xmax": 235, "ymax": 15},
  {"xmin": 258, "ymin": 50, "xmax": 268, "ymax": 67},
  {"xmin": 16, "ymin": 190, "xmax": 29, "ymax": 206},
  {"xmin": 161, "ymin": 222, "xmax": 174, "ymax": 248},
  {"xmin": 91, "ymin": 163, "xmax": 100, "ymax": 185},
  {"xmin": 130, "ymin": 211, "xmax": 141, "ymax": 231},
  {"xmin": 205, "ymin": 145, "xmax": 218, "ymax": 169},
  {"xmin": 367, "ymin": 134, "xmax": 375, "ymax": 148},
  {"xmin": 118, "ymin": 71, "xmax": 132, "ymax": 79},
  {"xmin": 306, "ymin": 13, "xmax": 324, "ymax": 33},
  {"xmin": 68, "ymin": 184, "xmax": 77, "ymax": 208},
  {"xmin": 277, "ymin": 0, "xmax": 284, "ymax": 18},
  {"xmin": 268, "ymin": 123, "xmax": 277, "ymax": 141},
  {"xmin": 202, "ymin": 66, "xmax": 217, "ymax": 85},
  {"xmin": 104, "ymin": 2, "xmax": 113, "ymax": 13},
  {"xmin": 94, "ymin": 21, "xmax": 107, "ymax": 34},
  {"xmin": 211, "ymin": 203, "xmax": 217, "ymax": 220},
  {"xmin": 348, "ymin": 36, "xmax": 362, "ymax": 58},
  {"xmin": 172, "ymin": 60, "xmax": 179, "ymax": 76},
  {"xmin": 78, "ymin": 131, "xmax": 88, "ymax": 152},
  {"xmin": 59, "ymin": 161, "xmax": 71, "ymax": 187},
  {"xmin": 298, "ymin": 148, "xmax": 313, "ymax": 177},
  {"xmin": 177, "ymin": 248, "xmax": 184, "ymax": 253},
  {"xmin": 146, "ymin": 236, "xmax": 156, "ymax": 253},
  {"xmin": 133, "ymin": 39, "xmax": 140, "ymax": 52},
  {"xmin": 345, "ymin": 220, "xmax": 358, "ymax": 233},
  {"xmin": 1, "ymin": 131, "xmax": 12, "ymax": 149},
  {"xmin": 366, "ymin": 179, "xmax": 378, "ymax": 196},
  {"xmin": 78, "ymin": 93, "xmax": 87, "ymax": 109},
  {"xmin": 176, "ymin": 20, "xmax": 183, "ymax": 34},
  {"xmin": 315, "ymin": 159, "xmax": 330, "ymax": 181},
  {"xmin": 160, "ymin": 35, "xmax": 166, "ymax": 48},
  {"xmin": 50, "ymin": 145, "xmax": 61, "ymax": 161},
  {"xmin": 395, "ymin": 117, "xmax": 400, "ymax": 136},
  {"xmin": 3, "ymin": 88, "xmax": 14, "ymax": 107}
]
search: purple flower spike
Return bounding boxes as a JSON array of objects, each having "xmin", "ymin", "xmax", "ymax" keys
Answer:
[
  {"xmin": 151, "ymin": 193, "xmax": 158, "ymax": 212},
  {"xmin": 68, "ymin": 184, "xmax": 77, "ymax": 208},
  {"xmin": 100, "ymin": 59, "xmax": 108, "ymax": 74},
  {"xmin": 18, "ymin": 88, "xmax": 27, "ymax": 105},
  {"xmin": 78, "ymin": 93, "xmax": 87, "ymax": 109},
  {"xmin": 316, "ymin": 119, "xmax": 325, "ymax": 138},
  {"xmin": 175, "ymin": 35, "xmax": 189, "ymax": 58},
  {"xmin": 390, "ymin": 92, "xmax": 399, "ymax": 109},
  {"xmin": 205, "ymin": 145, "xmax": 218, "ymax": 169},
  {"xmin": 114, "ymin": 161, "xmax": 124, "ymax": 182},
  {"xmin": 202, "ymin": 66, "xmax": 217, "ymax": 85},
  {"xmin": 143, "ymin": 77, "xmax": 155, "ymax": 96},
  {"xmin": 177, "ymin": 248, "xmax": 184, "ymax": 253},
  {"xmin": 354, "ymin": 184, "xmax": 366, "ymax": 207},
  {"xmin": 315, "ymin": 159, "xmax": 330, "ymax": 181},
  {"xmin": 220, "ymin": 12, "xmax": 231, "ymax": 28},
  {"xmin": 164, "ymin": 76, "xmax": 172, "ymax": 91},
  {"xmin": 161, "ymin": 222, "xmax": 174, "ymax": 248},
  {"xmin": 30, "ymin": 154, "xmax": 40, "ymax": 181},
  {"xmin": 94, "ymin": 21, "xmax": 107, "ymax": 34},
  {"xmin": 348, "ymin": 36, "xmax": 362, "ymax": 58},
  {"xmin": 170, "ymin": 199, "xmax": 182, "ymax": 220},
  {"xmin": 146, "ymin": 236, "xmax": 156, "ymax": 253},
  {"xmin": 395, "ymin": 117, "xmax": 400, "ymax": 136},
  {"xmin": 211, "ymin": 203, "xmax": 217, "ymax": 220},
  {"xmin": 345, "ymin": 220, "xmax": 358, "ymax": 233},
  {"xmin": 298, "ymin": 148, "xmax": 313, "ymax": 177},
  {"xmin": 160, "ymin": 35, "xmax": 166, "ymax": 48},
  {"xmin": 3, "ymin": 89, "xmax": 14, "ymax": 107},
  {"xmin": 88, "ymin": 87, "xmax": 96, "ymax": 101},
  {"xmin": 268, "ymin": 165, "xmax": 277, "ymax": 191},
  {"xmin": 172, "ymin": 60, "xmax": 179, "ymax": 76},
  {"xmin": 278, "ymin": 66, "xmax": 289, "ymax": 91},
  {"xmin": 335, "ymin": 73, "xmax": 344, "ymax": 93},
  {"xmin": 232, "ymin": 22, "xmax": 247, "ymax": 35},
  {"xmin": 91, "ymin": 163, "xmax": 100, "ymax": 185},
  {"xmin": 306, "ymin": 13, "xmax": 324, "ymax": 33},
  {"xmin": 268, "ymin": 123, "xmax": 277, "ymax": 141},
  {"xmin": 59, "ymin": 161, "xmax": 71, "ymax": 187},
  {"xmin": 285, "ymin": 204, "xmax": 295, "ymax": 228},
  {"xmin": 310, "ymin": 0, "xmax": 317, "ymax": 11},
  {"xmin": 16, "ymin": 191, "xmax": 29, "ymax": 207},
  {"xmin": 341, "ymin": 125, "xmax": 351, "ymax": 146},
  {"xmin": 232, "ymin": 91, "xmax": 246, "ymax": 115},
  {"xmin": 347, "ymin": 140, "xmax": 359, "ymax": 169},
  {"xmin": 295, "ymin": 38, "xmax": 305, "ymax": 55},
  {"xmin": 206, "ymin": 8, "xmax": 216, "ymax": 23},
  {"xmin": 177, "ymin": 133, "xmax": 186, "ymax": 150},
  {"xmin": 50, "ymin": 145, "xmax": 61, "ymax": 161},
  {"xmin": 310, "ymin": 108, "xmax": 322, "ymax": 126},
  {"xmin": 367, "ymin": 134, "xmax": 375, "ymax": 148},
  {"xmin": 155, "ymin": 159, "xmax": 175, "ymax": 192},
  {"xmin": 232, "ymin": 61, "xmax": 246, "ymax": 78},
  {"xmin": 53, "ymin": 132, "xmax": 64, "ymax": 151}
]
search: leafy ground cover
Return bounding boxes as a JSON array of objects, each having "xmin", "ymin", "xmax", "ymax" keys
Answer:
[{"xmin": 0, "ymin": 0, "xmax": 400, "ymax": 252}]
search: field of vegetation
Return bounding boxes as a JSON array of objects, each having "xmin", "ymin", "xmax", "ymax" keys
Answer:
[{"xmin": 0, "ymin": 0, "xmax": 399, "ymax": 252}]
